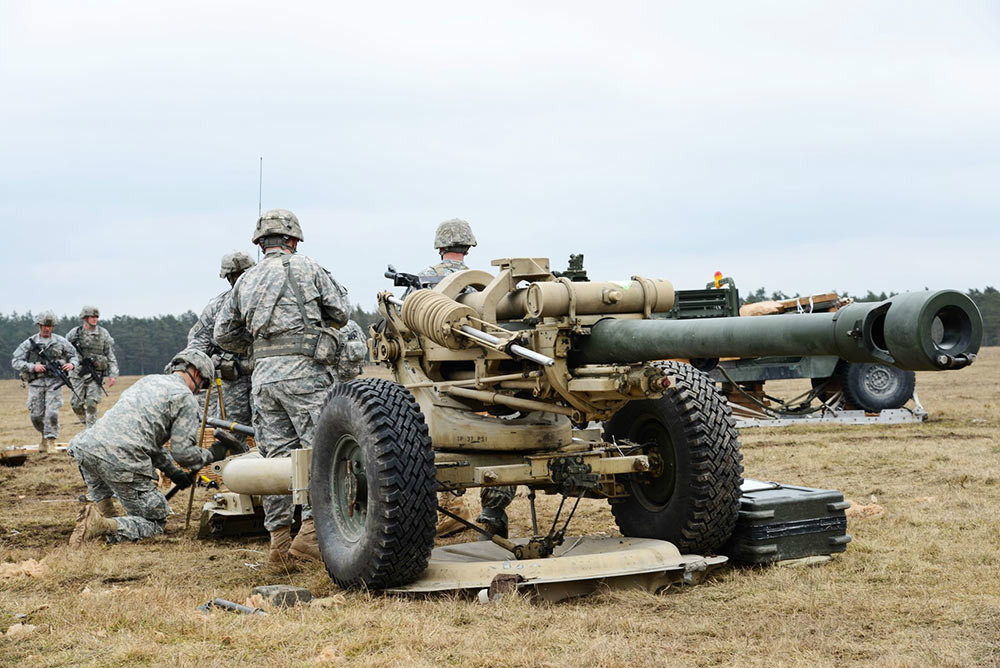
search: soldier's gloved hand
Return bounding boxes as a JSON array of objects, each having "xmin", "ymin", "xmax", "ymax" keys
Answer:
[
  {"xmin": 167, "ymin": 468, "xmax": 194, "ymax": 489},
  {"xmin": 207, "ymin": 441, "xmax": 229, "ymax": 463},
  {"xmin": 212, "ymin": 428, "xmax": 247, "ymax": 455}
]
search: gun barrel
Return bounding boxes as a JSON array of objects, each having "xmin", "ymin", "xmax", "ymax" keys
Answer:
[{"xmin": 575, "ymin": 290, "xmax": 982, "ymax": 371}]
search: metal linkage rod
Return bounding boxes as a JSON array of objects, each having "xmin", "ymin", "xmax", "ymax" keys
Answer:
[{"xmin": 459, "ymin": 325, "xmax": 555, "ymax": 367}]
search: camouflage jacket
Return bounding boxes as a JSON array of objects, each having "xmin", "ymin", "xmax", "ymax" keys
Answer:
[
  {"xmin": 188, "ymin": 289, "xmax": 252, "ymax": 368},
  {"xmin": 67, "ymin": 374, "xmax": 213, "ymax": 479},
  {"xmin": 420, "ymin": 259, "xmax": 468, "ymax": 278},
  {"xmin": 11, "ymin": 333, "xmax": 80, "ymax": 383},
  {"xmin": 187, "ymin": 290, "xmax": 229, "ymax": 356},
  {"xmin": 66, "ymin": 324, "xmax": 119, "ymax": 378},
  {"xmin": 214, "ymin": 249, "xmax": 351, "ymax": 385}
]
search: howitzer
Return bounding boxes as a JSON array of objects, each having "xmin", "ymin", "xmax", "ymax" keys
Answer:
[
  {"xmin": 218, "ymin": 257, "xmax": 982, "ymax": 590},
  {"xmin": 29, "ymin": 340, "xmax": 82, "ymax": 403}
]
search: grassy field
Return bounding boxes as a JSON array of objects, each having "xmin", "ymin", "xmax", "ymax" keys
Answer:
[{"xmin": 1, "ymin": 351, "xmax": 999, "ymax": 667}]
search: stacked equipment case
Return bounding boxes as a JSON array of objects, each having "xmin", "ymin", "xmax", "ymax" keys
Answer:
[{"xmin": 724, "ymin": 480, "xmax": 852, "ymax": 564}]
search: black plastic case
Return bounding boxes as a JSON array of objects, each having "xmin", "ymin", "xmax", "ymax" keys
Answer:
[{"xmin": 724, "ymin": 480, "xmax": 852, "ymax": 564}]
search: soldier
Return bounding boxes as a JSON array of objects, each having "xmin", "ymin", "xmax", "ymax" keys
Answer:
[
  {"xmin": 10, "ymin": 311, "xmax": 79, "ymax": 453},
  {"xmin": 187, "ymin": 251, "xmax": 256, "ymax": 442},
  {"xmin": 67, "ymin": 349, "xmax": 234, "ymax": 545},
  {"xmin": 420, "ymin": 217, "xmax": 479, "ymax": 280},
  {"xmin": 66, "ymin": 305, "xmax": 119, "ymax": 429},
  {"xmin": 214, "ymin": 209, "xmax": 350, "ymax": 565},
  {"xmin": 420, "ymin": 219, "xmax": 517, "ymax": 539}
]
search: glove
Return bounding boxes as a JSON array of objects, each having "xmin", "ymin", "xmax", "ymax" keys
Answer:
[
  {"xmin": 207, "ymin": 441, "xmax": 229, "ymax": 463},
  {"xmin": 213, "ymin": 428, "xmax": 247, "ymax": 454},
  {"xmin": 167, "ymin": 468, "xmax": 193, "ymax": 489}
]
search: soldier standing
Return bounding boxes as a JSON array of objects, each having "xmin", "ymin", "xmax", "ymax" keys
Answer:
[
  {"xmin": 420, "ymin": 219, "xmax": 517, "ymax": 539},
  {"xmin": 187, "ymin": 251, "xmax": 256, "ymax": 443},
  {"xmin": 66, "ymin": 305, "xmax": 119, "ymax": 429},
  {"xmin": 68, "ymin": 350, "xmax": 233, "ymax": 545},
  {"xmin": 214, "ymin": 209, "xmax": 350, "ymax": 565},
  {"xmin": 10, "ymin": 311, "xmax": 78, "ymax": 452}
]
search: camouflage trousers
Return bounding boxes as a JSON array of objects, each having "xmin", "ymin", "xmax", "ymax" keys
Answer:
[
  {"xmin": 27, "ymin": 378, "xmax": 64, "ymax": 439},
  {"xmin": 73, "ymin": 450, "xmax": 169, "ymax": 542},
  {"xmin": 69, "ymin": 373, "xmax": 105, "ymax": 429},
  {"xmin": 478, "ymin": 486, "xmax": 516, "ymax": 526},
  {"xmin": 251, "ymin": 374, "xmax": 334, "ymax": 532},
  {"xmin": 199, "ymin": 376, "xmax": 253, "ymax": 443}
]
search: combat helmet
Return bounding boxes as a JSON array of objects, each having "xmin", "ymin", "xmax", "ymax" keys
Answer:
[
  {"xmin": 80, "ymin": 305, "xmax": 100, "ymax": 318},
  {"xmin": 35, "ymin": 311, "xmax": 57, "ymax": 326},
  {"xmin": 164, "ymin": 348, "xmax": 215, "ymax": 389},
  {"xmin": 252, "ymin": 209, "xmax": 303, "ymax": 244},
  {"xmin": 219, "ymin": 251, "xmax": 256, "ymax": 279},
  {"xmin": 434, "ymin": 218, "xmax": 477, "ymax": 252}
]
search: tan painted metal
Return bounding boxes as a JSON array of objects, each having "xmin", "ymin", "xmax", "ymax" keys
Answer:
[
  {"xmin": 471, "ymin": 451, "xmax": 649, "ymax": 486},
  {"xmin": 217, "ymin": 452, "xmax": 293, "ymax": 496},
  {"xmin": 386, "ymin": 536, "xmax": 727, "ymax": 602}
]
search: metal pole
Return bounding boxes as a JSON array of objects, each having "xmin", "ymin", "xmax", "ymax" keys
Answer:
[{"xmin": 185, "ymin": 379, "xmax": 214, "ymax": 529}]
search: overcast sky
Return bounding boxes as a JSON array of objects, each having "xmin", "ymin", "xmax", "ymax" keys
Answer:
[{"xmin": 1, "ymin": 1, "xmax": 998, "ymax": 319}]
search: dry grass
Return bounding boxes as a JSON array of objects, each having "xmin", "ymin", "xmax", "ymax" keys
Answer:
[{"xmin": 2, "ymin": 352, "xmax": 999, "ymax": 667}]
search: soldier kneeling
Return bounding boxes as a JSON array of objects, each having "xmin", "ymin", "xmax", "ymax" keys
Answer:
[{"xmin": 68, "ymin": 350, "xmax": 237, "ymax": 545}]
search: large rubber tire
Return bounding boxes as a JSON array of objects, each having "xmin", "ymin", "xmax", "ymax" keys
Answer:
[
  {"xmin": 603, "ymin": 361, "xmax": 743, "ymax": 555},
  {"xmin": 839, "ymin": 361, "xmax": 915, "ymax": 412},
  {"xmin": 311, "ymin": 378, "xmax": 437, "ymax": 589}
]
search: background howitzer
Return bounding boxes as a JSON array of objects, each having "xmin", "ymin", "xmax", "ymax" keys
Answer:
[{"xmin": 219, "ymin": 257, "xmax": 982, "ymax": 590}]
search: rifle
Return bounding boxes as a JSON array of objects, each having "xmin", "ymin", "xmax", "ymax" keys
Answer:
[
  {"xmin": 29, "ymin": 340, "xmax": 82, "ymax": 403},
  {"xmin": 78, "ymin": 357, "xmax": 109, "ymax": 396}
]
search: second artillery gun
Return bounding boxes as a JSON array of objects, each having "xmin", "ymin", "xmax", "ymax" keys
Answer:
[{"xmin": 217, "ymin": 257, "xmax": 981, "ymax": 589}]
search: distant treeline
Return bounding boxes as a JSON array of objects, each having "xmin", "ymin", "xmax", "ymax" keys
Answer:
[{"xmin": 2, "ymin": 289, "xmax": 998, "ymax": 380}]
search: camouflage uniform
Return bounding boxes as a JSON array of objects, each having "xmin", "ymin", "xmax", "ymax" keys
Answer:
[
  {"xmin": 11, "ymin": 333, "xmax": 79, "ymax": 440},
  {"xmin": 418, "ymin": 259, "xmax": 517, "ymax": 531},
  {"xmin": 187, "ymin": 290, "xmax": 254, "ymax": 437},
  {"xmin": 67, "ymin": 374, "xmax": 214, "ymax": 542},
  {"xmin": 65, "ymin": 324, "xmax": 119, "ymax": 428},
  {"xmin": 214, "ymin": 249, "xmax": 350, "ymax": 533},
  {"xmin": 333, "ymin": 319, "xmax": 367, "ymax": 383},
  {"xmin": 420, "ymin": 258, "xmax": 471, "ymax": 278}
]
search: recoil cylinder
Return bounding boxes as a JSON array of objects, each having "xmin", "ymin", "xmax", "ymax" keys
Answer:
[{"xmin": 401, "ymin": 290, "xmax": 477, "ymax": 348}]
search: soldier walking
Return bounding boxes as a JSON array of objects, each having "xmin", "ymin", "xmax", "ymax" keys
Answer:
[
  {"xmin": 66, "ymin": 305, "xmax": 119, "ymax": 429},
  {"xmin": 187, "ymin": 251, "xmax": 256, "ymax": 443},
  {"xmin": 214, "ymin": 209, "xmax": 351, "ymax": 565},
  {"xmin": 10, "ymin": 311, "xmax": 78, "ymax": 452},
  {"xmin": 420, "ymin": 219, "xmax": 517, "ymax": 539},
  {"xmin": 68, "ymin": 350, "xmax": 233, "ymax": 545}
]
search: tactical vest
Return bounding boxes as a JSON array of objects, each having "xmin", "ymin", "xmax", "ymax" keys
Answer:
[
  {"xmin": 253, "ymin": 255, "xmax": 341, "ymax": 364},
  {"xmin": 69, "ymin": 327, "xmax": 109, "ymax": 370},
  {"xmin": 22, "ymin": 338, "xmax": 63, "ymax": 381}
]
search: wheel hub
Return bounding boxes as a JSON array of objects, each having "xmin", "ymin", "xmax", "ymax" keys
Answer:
[
  {"xmin": 863, "ymin": 366, "xmax": 896, "ymax": 394},
  {"xmin": 331, "ymin": 434, "xmax": 367, "ymax": 540}
]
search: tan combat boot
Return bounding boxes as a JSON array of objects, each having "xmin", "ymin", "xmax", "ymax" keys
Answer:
[
  {"xmin": 289, "ymin": 519, "xmax": 321, "ymax": 562},
  {"xmin": 45, "ymin": 438, "xmax": 57, "ymax": 453},
  {"xmin": 435, "ymin": 492, "xmax": 473, "ymax": 538},
  {"xmin": 95, "ymin": 497, "xmax": 121, "ymax": 518},
  {"xmin": 268, "ymin": 526, "xmax": 293, "ymax": 565},
  {"xmin": 38, "ymin": 436, "xmax": 50, "ymax": 454},
  {"xmin": 69, "ymin": 504, "xmax": 118, "ymax": 546}
]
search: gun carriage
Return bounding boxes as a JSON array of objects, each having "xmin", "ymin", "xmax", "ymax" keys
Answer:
[{"xmin": 218, "ymin": 257, "xmax": 982, "ymax": 590}]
